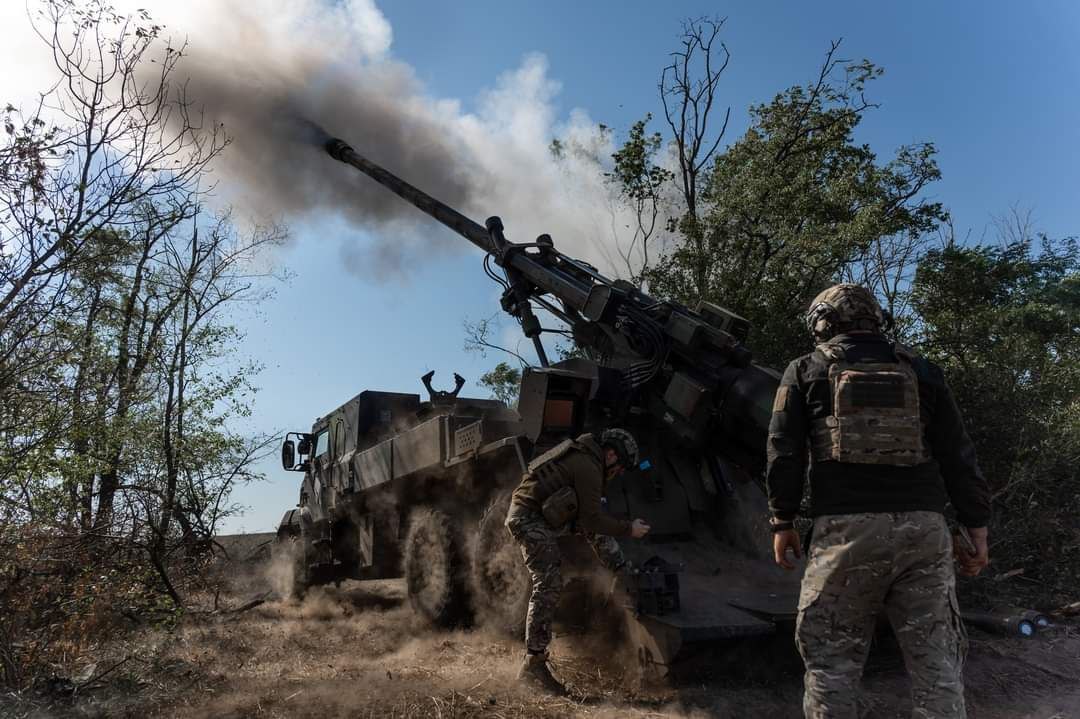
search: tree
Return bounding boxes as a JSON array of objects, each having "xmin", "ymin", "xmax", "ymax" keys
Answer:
[
  {"xmin": 0, "ymin": 0, "xmax": 225, "ymax": 524},
  {"xmin": 910, "ymin": 233, "xmax": 1079, "ymax": 594},
  {"xmin": 478, "ymin": 362, "xmax": 521, "ymax": 406},
  {"xmin": 464, "ymin": 314, "xmax": 530, "ymax": 406},
  {"xmin": 605, "ymin": 114, "xmax": 673, "ymax": 284},
  {"xmin": 647, "ymin": 41, "xmax": 946, "ymax": 368},
  {"xmin": 659, "ymin": 17, "xmax": 732, "ymax": 298},
  {"xmin": 0, "ymin": 1, "xmax": 283, "ymax": 665}
]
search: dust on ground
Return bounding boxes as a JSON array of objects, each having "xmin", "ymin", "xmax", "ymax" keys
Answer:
[{"xmin": 4, "ymin": 555, "xmax": 1080, "ymax": 719}]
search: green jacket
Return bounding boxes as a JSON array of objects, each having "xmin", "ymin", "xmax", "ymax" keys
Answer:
[{"xmin": 510, "ymin": 434, "xmax": 631, "ymax": 537}]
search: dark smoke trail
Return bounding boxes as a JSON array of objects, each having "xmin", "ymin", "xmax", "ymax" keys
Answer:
[
  {"xmin": 133, "ymin": 0, "xmax": 636, "ymax": 279},
  {"xmin": 293, "ymin": 117, "xmax": 333, "ymax": 148},
  {"xmin": 151, "ymin": 2, "xmax": 487, "ymax": 274}
]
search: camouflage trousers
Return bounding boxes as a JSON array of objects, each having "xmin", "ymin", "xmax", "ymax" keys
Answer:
[
  {"xmin": 504, "ymin": 503, "xmax": 625, "ymax": 654},
  {"xmin": 797, "ymin": 511, "xmax": 967, "ymax": 719}
]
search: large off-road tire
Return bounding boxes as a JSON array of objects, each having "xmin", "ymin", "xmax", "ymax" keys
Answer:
[
  {"xmin": 403, "ymin": 508, "xmax": 470, "ymax": 627},
  {"xmin": 470, "ymin": 492, "xmax": 531, "ymax": 638}
]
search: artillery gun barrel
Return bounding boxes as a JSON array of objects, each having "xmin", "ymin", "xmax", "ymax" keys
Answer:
[
  {"xmin": 325, "ymin": 138, "xmax": 594, "ymax": 313},
  {"xmin": 325, "ymin": 138, "xmax": 496, "ymax": 255},
  {"xmin": 322, "ymin": 135, "xmax": 776, "ymax": 462}
]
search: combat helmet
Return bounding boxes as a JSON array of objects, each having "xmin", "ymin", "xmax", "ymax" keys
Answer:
[
  {"xmin": 805, "ymin": 284, "xmax": 885, "ymax": 342},
  {"xmin": 600, "ymin": 428, "xmax": 639, "ymax": 469}
]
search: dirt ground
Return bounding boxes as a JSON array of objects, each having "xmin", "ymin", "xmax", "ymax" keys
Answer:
[{"xmin": 4, "ymin": 555, "xmax": 1080, "ymax": 719}]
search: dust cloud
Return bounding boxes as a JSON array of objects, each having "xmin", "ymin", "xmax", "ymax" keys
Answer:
[
  {"xmin": 264, "ymin": 535, "xmax": 300, "ymax": 600},
  {"xmin": 168, "ymin": 576, "xmax": 693, "ymax": 719},
  {"xmin": 8, "ymin": 541, "xmax": 1078, "ymax": 718}
]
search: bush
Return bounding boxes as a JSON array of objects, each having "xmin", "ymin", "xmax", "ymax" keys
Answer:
[
  {"xmin": 0, "ymin": 525, "xmax": 208, "ymax": 689},
  {"xmin": 912, "ymin": 237, "xmax": 1080, "ymax": 604}
]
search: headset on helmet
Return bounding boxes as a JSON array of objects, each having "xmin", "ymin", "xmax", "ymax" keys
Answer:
[
  {"xmin": 599, "ymin": 428, "xmax": 639, "ymax": 468},
  {"xmin": 805, "ymin": 284, "xmax": 887, "ymax": 342}
]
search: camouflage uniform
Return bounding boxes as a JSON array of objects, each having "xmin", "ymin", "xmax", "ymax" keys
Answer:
[
  {"xmin": 797, "ymin": 512, "xmax": 967, "ymax": 719},
  {"xmin": 505, "ymin": 433, "xmax": 631, "ymax": 655},
  {"xmin": 767, "ymin": 285, "xmax": 990, "ymax": 719},
  {"xmin": 505, "ymin": 504, "xmax": 626, "ymax": 653}
]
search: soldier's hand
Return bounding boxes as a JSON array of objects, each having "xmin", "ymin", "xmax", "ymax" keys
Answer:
[
  {"xmin": 773, "ymin": 529, "xmax": 802, "ymax": 570},
  {"xmin": 630, "ymin": 519, "xmax": 650, "ymax": 539},
  {"xmin": 956, "ymin": 526, "xmax": 989, "ymax": 577}
]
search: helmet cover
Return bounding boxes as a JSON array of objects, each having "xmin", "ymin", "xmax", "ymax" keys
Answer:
[
  {"xmin": 599, "ymin": 428, "xmax": 639, "ymax": 468},
  {"xmin": 805, "ymin": 284, "xmax": 884, "ymax": 341}
]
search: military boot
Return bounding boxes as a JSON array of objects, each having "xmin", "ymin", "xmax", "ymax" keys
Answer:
[{"xmin": 517, "ymin": 652, "xmax": 566, "ymax": 695}]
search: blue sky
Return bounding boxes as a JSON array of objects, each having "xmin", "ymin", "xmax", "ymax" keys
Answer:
[{"xmin": 223, "ymin": 1, "xmax": 1079, "ymax": 532}]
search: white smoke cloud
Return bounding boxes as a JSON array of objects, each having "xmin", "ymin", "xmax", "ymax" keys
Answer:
[
  {"xmin": 343, "ymin": 0, "xmax": 393, "ymax": 59},
  {"xmin": 1, "ymin": 0, "xmax": 658, "ymax": 278},
  {"xmin": 0, "ymin": 4, "xmax": 64, "ymax": 106}
]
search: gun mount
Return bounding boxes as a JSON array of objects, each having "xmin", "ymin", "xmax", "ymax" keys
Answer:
[
  {"xmin": 273, "ymin": 134, "xmax": 799, "ymax": 679},
  {"xmin": 325, "ymin": 137, "xmax": 778, "ymax": 470}
]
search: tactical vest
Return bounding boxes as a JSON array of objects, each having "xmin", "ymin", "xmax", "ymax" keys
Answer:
[
  {"xmin": 809, "ymin": 343, "xmax": 929, "ymax": 467},
  {"xmin": 525, "ymin": 435, "xmax": 603, "ymax": 527},
  {"xmin": 525, "ymin": 434, "xmax": 602, "ymax": 501}
]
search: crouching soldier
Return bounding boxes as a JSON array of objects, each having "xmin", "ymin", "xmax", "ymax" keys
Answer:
[{"xmin": 505, "ymin": 428, "xmax": 651, "ymax": 693}]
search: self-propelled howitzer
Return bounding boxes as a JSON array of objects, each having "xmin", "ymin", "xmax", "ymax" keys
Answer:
[
  {"xmin": 325, "ymin": 137, "xmax": 779, "ymax": 470},
  {"xmin": 274, "ymin": 136, "xmax": 800, "ymax": 676}
]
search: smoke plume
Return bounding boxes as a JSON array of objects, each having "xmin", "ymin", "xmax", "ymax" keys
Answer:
[{"xmin": 117, "ymin": 0, "xmax": 639, "ymax": 277}]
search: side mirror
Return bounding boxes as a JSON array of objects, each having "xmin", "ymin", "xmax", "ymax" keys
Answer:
[
  {"xmin": 297, "ymin": 436, "xmax": 311, "ymax": 455},
  {"xmin": 281, "ymin": 439, "xmax": 296, "ymax": 470}
]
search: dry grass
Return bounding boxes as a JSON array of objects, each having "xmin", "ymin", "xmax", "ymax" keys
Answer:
[{"xmin": 3, "ymin": 554, "xmax": 1080, "ymax": 719}]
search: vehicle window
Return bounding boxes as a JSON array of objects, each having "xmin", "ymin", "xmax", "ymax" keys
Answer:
[{"xmin": 314, "ymin": 429, "xmax": 329, "ymax": 457}]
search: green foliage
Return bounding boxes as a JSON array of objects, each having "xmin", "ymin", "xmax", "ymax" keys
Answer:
[
  {"xmin": 911, "ymin": 237, "xmax": 1080, "ymax": 596},
  {"xmin": 608, "ymin": 116, "xmax": 667, "ymax": 197},
  {"xmin": 0, "ymin": 4, "xmax": 281, "ymax": 677},
  {"xmin": 646, "ymin": 58, "xmax": 945, "ymax": 368},
  {"xmin": 478, "ymin": 361, "xmax": 521, "ymax": 406},
  {"xmin": 605, "ymin": 114, "xmax": 673, "ymax": 281}
]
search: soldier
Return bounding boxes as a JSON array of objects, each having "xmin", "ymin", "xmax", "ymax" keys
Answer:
[
  {"xmin": 766, "ymin": 284, "xmax": 991, "ymax": 719},
  {"xmin": 505, "ymin": 428, "xmax": 651, "ymax": 693}
]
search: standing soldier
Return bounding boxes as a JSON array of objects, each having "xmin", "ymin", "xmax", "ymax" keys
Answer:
[
  {"xmin": 767, "ymin": 284, "xmax": 991, "ymax": 718},
  {"xmin": 505, "ymin": 428, "xmax": 651, "ymax": 693}
]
